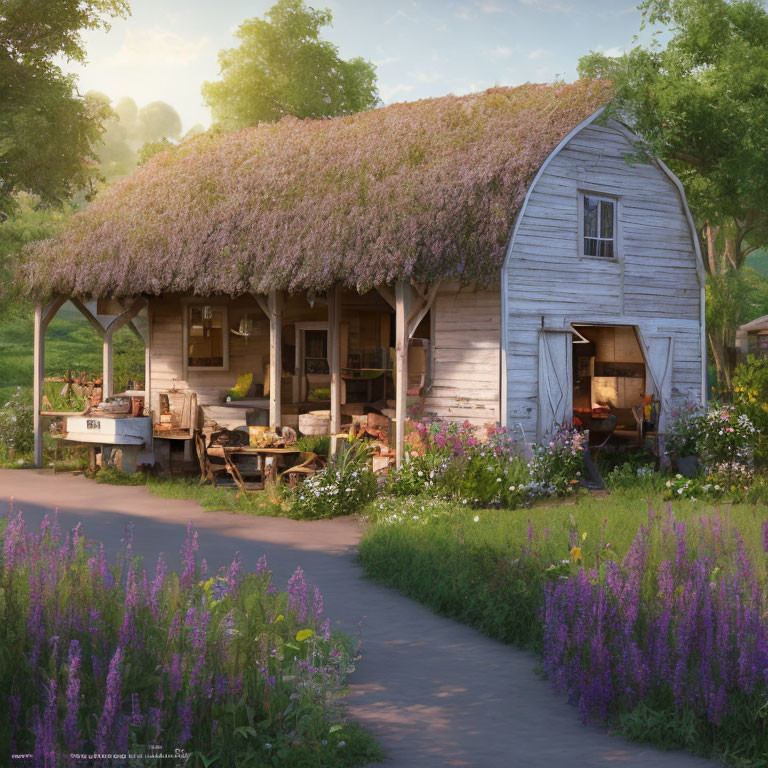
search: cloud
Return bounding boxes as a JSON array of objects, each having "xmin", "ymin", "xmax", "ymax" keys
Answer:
[
  {"xmin": 452, "ymin": 78, "xmax": 496, "ymax": 96},
  {"xmin": 109, "ymin": 27, "xmax": 208, "ymax": 68},
  {"xmin": 412, "ymin": 70, "xmax": 444, "ymax": 83},
  {"xmin": 385, "ymin": 8, "xmax": 419, "ymax": 24},
  {"xmin": 486, "ymin": 46, "xmax": 516, "ymax": 57},
  {"xmin": 379, "ymin": 82, "xmax": 415, "ymax": 102},
  {"xmin": 518, "ymin": 0, "xmax": 576, "ymax": 14},
  {"xmin": 373, "ymin": 55, "xmax": 401, "ymax": 67},
  {"xmin": 599, "ymin": 45, "xmax": 625, "ymax": 58},
  {"xmin": 527, "ymin": 47, "xmax": 549, "ymax": 60},
  {"xmin": 475, "ymin": 0, "xmax": 506, "ymax": 12}
]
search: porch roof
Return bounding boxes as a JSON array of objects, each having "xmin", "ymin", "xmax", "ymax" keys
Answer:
[{"xmin": 23, "ymin": 80, "xmax": 612, "ymax": 299}]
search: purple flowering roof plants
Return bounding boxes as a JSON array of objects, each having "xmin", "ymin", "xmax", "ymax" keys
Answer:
[{"xmin": 23, "ymin": 81, "xmax": 612, "ymax": 299}]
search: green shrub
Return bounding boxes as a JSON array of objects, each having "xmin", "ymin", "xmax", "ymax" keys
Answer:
[
  {"xmin": 295, "ymin": 434, "xmax": 331, "ymax": 457},
  {"xmin": 732, "ymin": 355, "xmax": 768, "ymax": 466},
  {"xmin": 289, "ymin": 443, "xmax": 377, "ymax": 519},
  {"xmin": 0, "ymin": 386, "xmax": 33, "ymax": 456}
]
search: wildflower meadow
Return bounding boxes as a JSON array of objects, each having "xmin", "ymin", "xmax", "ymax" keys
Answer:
[{"xmin": 0, "ymin": 509, "xmax": 380, "ymax": 767}]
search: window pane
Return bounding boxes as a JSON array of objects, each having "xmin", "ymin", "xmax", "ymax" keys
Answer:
[
  {"xmin": 189, "ymin": 306, "xmax": 224, "ymax": 367},
  {"xmin": 584, "ymin": 237, "xmax": 598, "ymax": 257},
  {"xmin": 598, "ymin": 239, "xmax": 614, "ymax": 259},
  {"xmin": 600, "ymin": 200, "xmax": 614, "ymax": 239},
  {"xmin": 583, "ymin": 196, "xmax": 598, "ymax": 238},
  {"xmin": 305, "ymin": 330, "xmax": 327, "ymax": 359}
]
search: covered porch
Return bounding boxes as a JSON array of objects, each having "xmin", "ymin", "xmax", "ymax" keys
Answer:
[{"xmin": 32, "ymin": 281, "xmax": 440, "ymax": 471}]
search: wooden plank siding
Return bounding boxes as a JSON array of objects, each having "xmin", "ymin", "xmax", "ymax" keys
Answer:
[
  {"xmin": 422, "ymin": 282, "xmax": 501, "ymax": 426},
  {"xmin": 503, "ymin": 118, "xmax": 704, "ymax": 438}
]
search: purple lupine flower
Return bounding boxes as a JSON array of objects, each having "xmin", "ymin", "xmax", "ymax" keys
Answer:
[
  {"xmin": 180, "ymin": 522, "xmax": 199, "ymax": 588},
  {"xmin": 63, "ymin": 640, "xmax": 82, "ymax": 751},
  {"xmin": 255, "ymin": 555, "xmax": 268, "ymax": 574},
  {"xmin": 225, "ymin": 552, "xmax": 242, "ymax": 594},
  {"xmin": 148, "ymin": 707, "xmax": 163, "ymax": 742},
  {"xmin": 169, "ymin": 653, "xmax": 183, "ymax": 696},
  {"xmin": 95, "ymin": 646, "xmax": 124, "ymax": 752},
  {"xmin": 177, "ymin": 698, "xmax": 193, "ymax": 745},
  {"xmin": 34, "ymin": 679, "xmax": 57, "ymax": 766},
  {"xmin": 287, "ymin": 566, "xmax": 309, "ymax": 623},
  {"xmin": 313, "ymin": 585, "xmax": 324, "ymax": 620}
]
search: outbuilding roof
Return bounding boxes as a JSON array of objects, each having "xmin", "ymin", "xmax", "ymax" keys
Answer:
[{"xmin": 24, "ymin": 80, "xmax": 612, "ymax": 298}]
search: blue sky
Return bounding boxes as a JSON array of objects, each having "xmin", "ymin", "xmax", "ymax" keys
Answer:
[{"xmin": 64, "ymin": 0, "xmax": 650, "ymax": 132}]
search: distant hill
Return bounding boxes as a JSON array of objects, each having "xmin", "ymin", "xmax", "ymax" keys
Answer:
[{"xmin": 747, "ymin": 249, "xmax": 768, "ymax": 277}]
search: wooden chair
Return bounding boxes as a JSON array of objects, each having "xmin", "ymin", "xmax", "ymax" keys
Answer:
[{"xmin": 279, "ymin": 452, "xmax": 320, "ymax": 487}]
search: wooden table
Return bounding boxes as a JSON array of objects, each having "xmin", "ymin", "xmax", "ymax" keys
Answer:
[{"xmin": 206, "ymin": 445, "xmax": 302, "ymax": 487}]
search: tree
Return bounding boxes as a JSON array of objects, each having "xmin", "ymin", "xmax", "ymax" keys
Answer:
[
  {"xmin": 578, "ymin": 0, "xmax": 768, "ymax": 390},
  {"xmin": 137, "ymin": 101, "xmax": 182, "ymax": 143},
  {"xmin": 202, "ymin": 0, "xmax": 378, "ymax": 129},
  {"xmin": 0, "ymin": 0, "xmax": 129, "ymax": 214}
]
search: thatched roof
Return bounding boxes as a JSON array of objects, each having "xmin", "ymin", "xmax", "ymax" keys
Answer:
[{"xmin": 24, "ymin": 80, "xmax": 612, "ymax": 298}]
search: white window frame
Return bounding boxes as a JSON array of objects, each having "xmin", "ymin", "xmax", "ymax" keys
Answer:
[
  {"xmin": 578, "ymin": 191, "xmax": 621, "ymax": 261},
  {"xmin": 183, "ymin": 300, "xmax": 229, "ymax": 373}
]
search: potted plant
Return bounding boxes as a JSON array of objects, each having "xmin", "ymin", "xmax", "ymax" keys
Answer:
[{"xmin": 666, "ymin": 405, "xmax": 704, "ymax": 476}]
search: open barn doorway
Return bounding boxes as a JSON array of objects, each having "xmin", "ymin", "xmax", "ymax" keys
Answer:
[{"xmin": 571, "ymin": 324, "xmax": 650, "ymax": 449}]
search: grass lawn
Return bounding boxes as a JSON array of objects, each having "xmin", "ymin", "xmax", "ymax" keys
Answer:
[
  {"xmin": 0, "ymin": 302, "xmax": 144, "ymax": 405},
  {"xmin": 359, "ymin": 487, "xmax": 768, "ymax": 650},
  {"xmin": 94, "ymin": 468, "xmax": 288, "ymax": 516}
]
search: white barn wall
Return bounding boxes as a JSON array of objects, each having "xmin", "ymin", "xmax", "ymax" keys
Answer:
[
  {"xmin": 502, "ymin": 117, "xmax": 704, "ymax": 438},
  {"xmin": 422, "ymin": 282, "xmax": 501, "ymax": 425}
]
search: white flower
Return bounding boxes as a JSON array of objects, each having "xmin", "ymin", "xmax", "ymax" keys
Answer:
[{"xmin": 473, "ymin": 515, "xmax": 480, "ymax": 522}]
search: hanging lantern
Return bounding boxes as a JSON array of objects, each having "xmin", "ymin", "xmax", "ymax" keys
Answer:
[{"xmin": 238, "ymin": 314, "xmax": 253, "ymax": 344}]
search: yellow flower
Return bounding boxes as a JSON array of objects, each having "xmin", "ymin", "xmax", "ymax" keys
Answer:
[
  {"xmin": 570, "ymin": 546, "xmax": 582, "ymax": 561},
  {"xmin": 581, "ymin": 531, "xmax": 588, "ymax": 541}
]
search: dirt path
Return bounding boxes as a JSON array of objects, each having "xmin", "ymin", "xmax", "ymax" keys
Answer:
[{"xmin": 0, "ymin": 469, "xmax": 717, "ymax": 767}]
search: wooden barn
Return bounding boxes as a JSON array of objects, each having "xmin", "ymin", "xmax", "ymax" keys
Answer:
[{"xmin": 23, "ymin": 80, "xmax": 705, "ymax": 471}]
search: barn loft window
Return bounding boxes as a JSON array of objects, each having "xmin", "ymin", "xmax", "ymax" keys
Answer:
[
  {"xmin": 186, "ymin": 304, "xmax": 228, "ymax": 369},
  {"xmin": 581, "ymin": 194, "xmax": 617, "ymax": 259}
]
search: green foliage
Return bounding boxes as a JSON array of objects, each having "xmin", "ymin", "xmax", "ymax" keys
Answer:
[
  {"xmin": 0, "ymin": 196, "xmax": 73, "ymax": 309},
  {"xmin": 295, "ymin": 434, "xmax": 330, "ymax": 456},
  {"xmin": 604, "ymin": 460, "xmax": 663, "ymax": 494},
  {"xmin": 0, "ymin": 387, "xmax": 34, "ymax": 456},
  {"xmin": 87, "ymin": 94, "xmax": 185, "ymax": 180},
  {"xmin": 202, "ymin": 0, "xmax": 379, "ymax": 129},
  {"xmin": 288, "ymin": 443, "xmax": 377, "ymax": 519},
  {"xmin": 0, "ymin": 0, "xmax": 128, "ymax": 213},
  {"xmin": 137, "ymin": 138, "xmax": 176, "ymax": 166},
  {"xmin": 732, "ymin": 355, "xmax": 768, "ymax": 464}
]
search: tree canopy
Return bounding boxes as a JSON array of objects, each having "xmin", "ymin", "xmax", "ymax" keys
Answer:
[
  {"xmin": 0, "ymin": 0, "xmax": 129, "ymax": 214},
  {"xmin": 578, "ymin": 0, "xmax": 768, "ymax": 387},
  {"xmin": 202, "ymin": 0, "xmax": 379, "ymax": 129}
]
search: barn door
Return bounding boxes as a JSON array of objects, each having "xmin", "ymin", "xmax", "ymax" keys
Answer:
[
  {"xmin": 637, "ymin": 331, "xmax": 674, "ymax": 434},
  {"xmin": 537, "ymin": 330, "xmax": 573, "ymax": 439}
]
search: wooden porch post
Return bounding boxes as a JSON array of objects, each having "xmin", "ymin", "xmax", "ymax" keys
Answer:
[
  {"xmin": 102, "ymin": 331, "xmax": 114, "ymax": 400},
  {"xmin": 33, "ymin": 301, "xmax": 45, "ymax": 468},
  {"xmin": 328, "ymin": 285, "xmax": 342, "ymax": 436},
  {"xmin": 268, "ymin": 290, "xmax": 283, "ymax": 427},
  {"xmin": 33, "ymin": 297, "xmax": 65, "ymax": 467},
  {"xmin": 395, "ymin": 280, "xmax": 410, "ymax": 468}
]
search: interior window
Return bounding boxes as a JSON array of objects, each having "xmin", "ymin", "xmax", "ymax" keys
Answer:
[
  {"xmin": 188, "ymin": 305, "xmax": 225, "ymax": 367},
  {"xmin": 304, "ymin": 329, "xmax": 329, "ymax": 374},
  {"xmin": 583, "ymin": 195, "xmax": 615, "ymax": 258}
]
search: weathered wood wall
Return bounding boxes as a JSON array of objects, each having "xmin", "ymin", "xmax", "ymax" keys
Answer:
[
  {"xmin": 423, "ymin": 282, "xmax": 501, "ymax": 425},
  {"xmin": 503, "ymin": 118, "xmax": 703, "ymax": 438}
]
